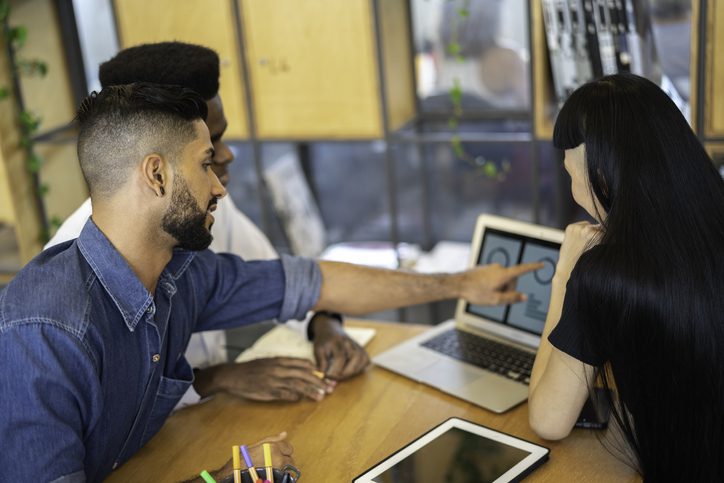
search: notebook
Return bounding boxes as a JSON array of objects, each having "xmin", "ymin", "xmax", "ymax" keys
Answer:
[
  {"xmin": 373, "ymin": 214, "xmax": 563, "ymax": 413},
  {"xmin": 235, "ymin": 325, "xmax": 376, "ymax": 363}
]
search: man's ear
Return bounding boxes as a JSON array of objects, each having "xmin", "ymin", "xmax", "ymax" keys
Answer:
[{"xmin": 141, "ymin": 154, "xmax": 168, "ymax": 197}]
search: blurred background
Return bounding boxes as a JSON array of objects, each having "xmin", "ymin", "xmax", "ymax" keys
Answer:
[{"xmin": 0, "ymin": 0, "xmax": 721, "ymax": 324}]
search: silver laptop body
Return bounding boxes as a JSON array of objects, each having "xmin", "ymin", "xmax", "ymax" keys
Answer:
[{"xmin": 373, "ymin": 214, "xmax": 564, "ymax": 413}]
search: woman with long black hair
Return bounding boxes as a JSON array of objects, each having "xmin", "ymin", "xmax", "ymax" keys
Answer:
[{"xmin": 528, "ymin": 73, "xmax": 724, "ymax": 480}]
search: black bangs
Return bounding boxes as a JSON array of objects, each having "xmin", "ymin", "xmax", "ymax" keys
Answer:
[{"xmin": 553, "ymin": 89, "xmax": 586, "ymax": 150}]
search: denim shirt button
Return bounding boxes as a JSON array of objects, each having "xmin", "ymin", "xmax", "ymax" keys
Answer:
[
  {"xmin": 146, "ymin": 305, "xmax": 155, "ymax": 314},
  {"xmin": 152, "ymin": 354, "xmax": 160, "ymax": 363}
]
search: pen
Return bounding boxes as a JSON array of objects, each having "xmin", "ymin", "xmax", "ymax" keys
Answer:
[
  {"xmin": 312, "ymin": 370, "xmax": 325, "ymax": 379},
  {"xmin": 263, "ymin": 442, "xmax": 274, "ymax": 483},
  {"xmin": 199, "ymin": 470, "xmax": 217, "ymax": 483},
  {"xmin": 232, "ymin": 445, "xmax": 242, "ymax": 483},
  {"xmin": 241, "ymin": 444, "xmax": 262, "ymax": 482}
]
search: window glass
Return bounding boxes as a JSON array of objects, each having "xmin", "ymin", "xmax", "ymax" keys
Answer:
[
  {"xmin": 650, "ymin": 0, "xmax": 692, "ymax": 101},
  {"xmin": 411, "ymin": 0, "xmax": 531, "ymax": 114}
]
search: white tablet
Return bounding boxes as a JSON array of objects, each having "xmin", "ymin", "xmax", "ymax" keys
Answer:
[{"xmin": 353, "ymin": 418, "xmax": 549, "ymax": 483}]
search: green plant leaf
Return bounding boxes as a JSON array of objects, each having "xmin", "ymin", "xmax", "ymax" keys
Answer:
[
  {"xmin": 483, "ymin": 161, "xmax": 498, "ymax": 178},
  {"xmin": 457, "ymin": 7, "xmax": 469, "ymax": 18},
  {"xmin": 36, "ymin": 60, "xmax": 48, "ymax": 77},
  {"xmin": 449, "ymin": 82, "xmax": 462, "ymax": 106},
  {"xmin": 447, "ymin": 41, "xmax": 460, "ymax": 57},
  {"xmin": 49, "ymin": 216, "xmax": 62, "ymax": 229},
  {"xmin": 0, "ymin": 0, "xmax": 10, "ymax": 23},
  {"xmin": 451, "ymin": 135, "xmax": 465, "ymax": 159},
  {"xmin": 26, "ymin": 153, "xmax": 43, "ymax": 173},
  {"xmin": 18, "ymin": 59, "xmax": 48, "ymax": 77},
  {"xmin": 19, "ymin": 110, "xmax": 41, "ymax": 133},
  {"xmin": 38, "ymin": 183, "xmax": 49, "ymax": 197},
  {"xmin": 9, "ymin": 25, "xmax": 27, "ymax": 49},
  {"xmin": 37, "ymin": 227, "xmax": 50, "ymax": 244},
  {"xmin": 0, "ymin": 86, "xmax": 8, "ymax": 100}
]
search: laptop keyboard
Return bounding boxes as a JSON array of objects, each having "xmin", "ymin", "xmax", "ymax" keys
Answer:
[{"xmin": 420, "ymin": 329, "xmax": 534, "ymax": 384}]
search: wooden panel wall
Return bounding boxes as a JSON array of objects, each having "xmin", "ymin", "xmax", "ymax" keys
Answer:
[
  {"xmin": 241, "ymin": 0, "xmax": 381, "ymax": 139},
  {"xmin": 12, "ymin": 0, "xmax": 88, "ymax": 231},
  {"xmin": 113, "ymin": 0, "xmax": 249, "ymax": 139},
  {"xmin": 0, "ymin": 0, "xmax": 86, "ymax": 262},
  {"xmin": 531, "ymin": 0, "xmax": 555, "ymax": 140},
  {"xmin": 704, "ymin": 0, "xmax": 724, "ymax": 137},
  {"xmin": 379, "ymin": 0, "xmax": 416, "ymax": 132}
]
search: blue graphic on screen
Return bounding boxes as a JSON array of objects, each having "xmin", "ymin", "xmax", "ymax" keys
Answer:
[{"xmin": 467, "ymin": 229, "xmax": 559, "ymax": 336}]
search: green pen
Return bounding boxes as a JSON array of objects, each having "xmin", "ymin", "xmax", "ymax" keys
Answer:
[{"xmin": 200, "ymin": 469, "xmax": 217, "ymax": 483}]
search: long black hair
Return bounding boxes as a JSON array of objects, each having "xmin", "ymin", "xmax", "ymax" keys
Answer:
[{"xmin": 554, "ymin": 74, "xmax": 724, "ymax": 480}]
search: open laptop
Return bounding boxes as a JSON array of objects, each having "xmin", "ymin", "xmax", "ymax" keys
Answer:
[{"xmin": 373, "ymin": 214, "xmax": 563, "ymax": 413}]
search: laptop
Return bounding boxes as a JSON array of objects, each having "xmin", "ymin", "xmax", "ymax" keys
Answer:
[{"xmin": 373, "ymin": 214, "xmax": 563, "ymax": 413}]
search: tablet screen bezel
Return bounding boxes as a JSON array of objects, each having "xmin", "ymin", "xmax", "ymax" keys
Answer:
[{"xmin": 352, "ymin": 417, "xmax": 549, "ymax": 483}]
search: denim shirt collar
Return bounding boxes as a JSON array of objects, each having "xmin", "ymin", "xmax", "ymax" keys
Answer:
[{"xmin": 76, "ymin": 219, "xmax": 196, "ymax": 332}]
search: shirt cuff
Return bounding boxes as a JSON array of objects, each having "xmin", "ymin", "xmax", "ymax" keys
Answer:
[
  {"xmin": 283, "ymin": 311, "xmax": 315, "ymax": 339},
  {"xmin": 278, "ymin": 255, "xmax": 321, "ymax": 322}
]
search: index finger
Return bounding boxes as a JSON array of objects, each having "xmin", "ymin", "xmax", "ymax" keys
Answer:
[{"xmin": 505, "ymin": 262, "xmax": 545, "ymax": 279}]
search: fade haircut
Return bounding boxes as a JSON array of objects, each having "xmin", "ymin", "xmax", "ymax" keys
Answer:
[
  {"xmin": 76, "ymin": 82, "xmax": 208, "ymax": 198},
  {"xmin": 99, "ymin": 41, "xmax": 220, "ymax": 100}
]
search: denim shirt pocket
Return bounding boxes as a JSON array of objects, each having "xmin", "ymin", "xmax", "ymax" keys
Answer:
[{"xmin": 139, "ymin": 359, "xmax": 193, "ymax": 447}]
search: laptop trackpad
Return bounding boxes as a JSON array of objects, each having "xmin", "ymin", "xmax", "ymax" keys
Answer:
[{"xmin": 419, "ymin": 358, "xmax": 482, "ymax": 389}]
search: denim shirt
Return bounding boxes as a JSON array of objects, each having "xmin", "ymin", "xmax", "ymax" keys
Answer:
[{"xmin": 0, "ymin": 220, "xmax": 320, "ymax": 482}]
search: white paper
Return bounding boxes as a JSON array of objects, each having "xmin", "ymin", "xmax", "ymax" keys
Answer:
[{"xmin": 235, "ymin": 324, "xmax": 376, "ymax": 363}]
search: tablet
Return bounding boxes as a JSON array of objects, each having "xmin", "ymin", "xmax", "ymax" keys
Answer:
[{"xmin": 353, "ymin": 418, "xmax": 549, "ymax": 483}]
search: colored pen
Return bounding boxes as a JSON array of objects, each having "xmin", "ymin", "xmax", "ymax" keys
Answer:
[
  {"xmin": 241, "ymin": 444, "xmax": 262, "ymax": 482},
  {"xmin": 263, "ymin": 442, "xmax": 274, "ymax": 483},
  {"xmin": 199, "ymin": 470, "xmax": 217, "ymax": 483},
  {"xmin": 312, "ymin": 370, "xmax": 325, "ymax": 379},
  {"xmin": 232, "ymin": 445, "xmax": 242, "ymax": 483}
]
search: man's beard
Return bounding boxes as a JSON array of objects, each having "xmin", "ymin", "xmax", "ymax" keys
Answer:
[{"xmin": 161, "ymin": 175, "xmax": 215, "ymax": 251}]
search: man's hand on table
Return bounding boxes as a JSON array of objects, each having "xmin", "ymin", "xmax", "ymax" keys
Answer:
[
  {"xmin": 310, "ymin": 313, "xmax": 370, "ymax": 380},
  {"xmin": 183, "ymin": 431, "xmax": 293, "ymax": 482},
  {"xmin": 193, "ymin": 358, "xmax": 336, "ymax": 402}
]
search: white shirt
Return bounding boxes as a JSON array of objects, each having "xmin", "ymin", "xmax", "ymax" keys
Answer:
[{"xmin": 45, "ymin": 195, "xmax": 311, "ymax": 406}]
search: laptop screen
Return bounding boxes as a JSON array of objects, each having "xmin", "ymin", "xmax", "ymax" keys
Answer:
[{"xmin": 465, "ymin": 227, "xmax": 560, "ymax": 336}]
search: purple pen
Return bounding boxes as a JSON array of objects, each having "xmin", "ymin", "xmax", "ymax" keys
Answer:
[{"xmin": 240, "ymin": 445, "xmax": 261, "ymax": 482}]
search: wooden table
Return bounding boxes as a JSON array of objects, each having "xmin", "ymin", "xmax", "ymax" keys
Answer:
[{"xmin": 107, "ymin": 321, "xmax": 639, "ymax": 482}]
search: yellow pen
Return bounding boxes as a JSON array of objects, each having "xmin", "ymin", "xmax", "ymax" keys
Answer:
[
  {"xmin": 232, "ymin": 445, "xmax": 242, "ymax": 483},
  {"xmin": 263, "ymin": 442, "xmax": 274, "ymax": 483}
]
